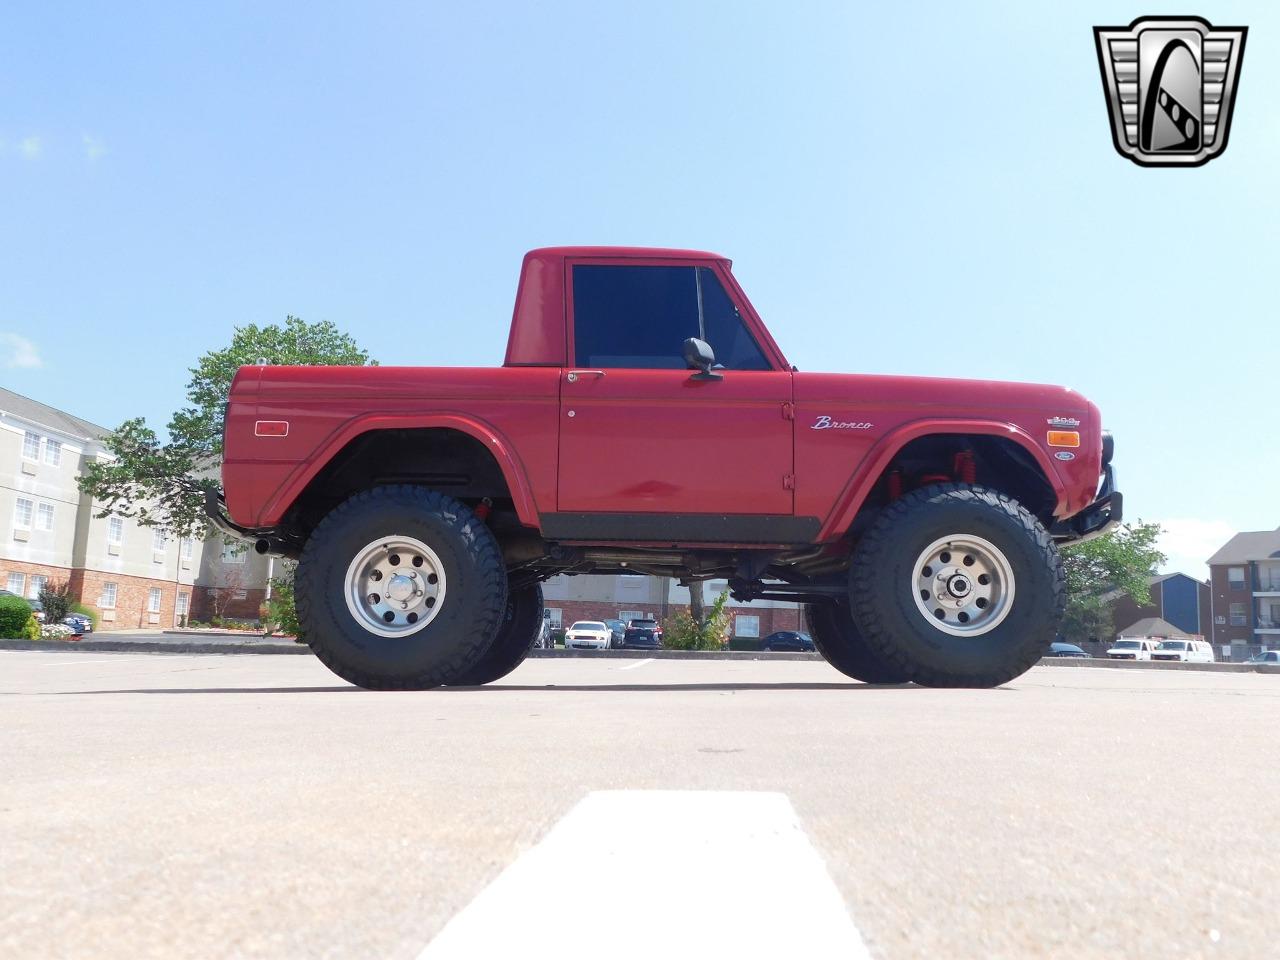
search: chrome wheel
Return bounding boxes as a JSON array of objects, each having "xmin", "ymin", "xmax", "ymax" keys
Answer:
[
  {"xmin": 343, "ymin": 535, "xmax": 446, "ymax": 638},
  {"xmin": 911, "ymin": 534, "xmax": 1014, "ymax": 637}
]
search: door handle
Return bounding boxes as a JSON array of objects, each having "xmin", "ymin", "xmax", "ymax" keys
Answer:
[{"xmin": 566, "ymin": 370, "xmax": 606, "ymax": 382}]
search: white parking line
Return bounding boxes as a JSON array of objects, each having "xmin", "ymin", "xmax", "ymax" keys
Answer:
[
  {"xmin": 417, "ymin": 790, "xmax": 870, "ymax": 960},
  {"xmin": 618, "ymin": 658, "xmax": 654, "ymax": 670}
]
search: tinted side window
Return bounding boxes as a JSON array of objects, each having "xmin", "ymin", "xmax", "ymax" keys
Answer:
[
  {"xmin": 698, "ymin": 268, "xmax": 770, "ymax": 371},
  {"xmin": 571, "ymin": 264, "xmax": 772, "ymax": 370},
  {"xmin": 572, "ymin": 265, "xmax": 698, "ymax": 368}
]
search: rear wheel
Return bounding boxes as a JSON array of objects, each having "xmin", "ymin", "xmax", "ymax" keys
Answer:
[
  {"xmin": 848, "ymin": 484, "xmax": 1063, "ymax": 688},
  {"xmin": 449, "ymin": 584, "xmax": 544, "ymax": 686},
  {"xmin": 295, "ymin": 486, "xmax": 507, "ymax": 690},
  {"xmin": 807, "ymin": 603, "xmax": 910, "ymax": 684}
]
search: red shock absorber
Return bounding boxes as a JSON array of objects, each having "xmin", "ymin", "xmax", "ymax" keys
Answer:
[
  {"xmin": 474, "ymin": 498, "xmax": 492, "ymax": 522},
  {"xmin": 953, "ymin": 450, "xmax": 977, "ymax": 485}
]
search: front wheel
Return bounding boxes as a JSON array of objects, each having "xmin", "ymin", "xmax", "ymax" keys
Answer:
[
  {"xmin": 295, "ymin": 486, "xmax": 507, "ymax": 690},
  {"xmin": 848, "ymin": 484, "xmax": 1064, "ymax": 688}
]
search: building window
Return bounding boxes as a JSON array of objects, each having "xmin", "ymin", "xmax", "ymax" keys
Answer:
[
  {"xmin": 148, "ymin": 588, "xmax": 162, "ymax": 613},
  {"xmin": 107, "ymin": 516, "xmax": 124, "ymax": 545},
  {"xmin": 13, "ymin": 498, "xmax": 33, "ymax": 530},
  {"xmin": 735, "ymin": 614, "xmax": 761, "ymax": 638},
  {"xmin": 176, "ymin": 592, "xmax": 190, "ymax": 616},
  {"xmin": 152, "ymin": 528, "xmax": 167, "ymax": 552},
  {"xmin": 29, "ymin": 575, "xmax": 48, "ymax": 599},
  {"xmin": 546, "ymin": 607, "xmax": 563, "ymax": 629},
  {"xmin": 36, "ymin": 503, "xmax": 54, "ymax": 532},
  {"xmin": 181, "ymin": 538, "xmax": 194, "ymax": 561},
  {"xmin": 99, "ymin": 583, "xmax": 118, "ymax": 609},
  {"xmin": 44, "ymin": 439, "xmax": 62, "ymax": 466},
  {"xmin": 1228, "ymin": 567, "xmax": 1246, "ymax": 589},
  {"xmin": 1229, "ymin": 602, "xmax": 1248, "ymax": 627},
  {"xmin": 619, "ymin": 609, "xmax": 645, "ymax": 623},
  {"xmin": 22, "ymin": 431, "xmax": 40, "ymax": 461},
  {"xmin": 232, "ymin": 588, "xmax": 247, "ymax": 600},
  {"xmin": 221, "ymin": 542, "xmax": 246, "ymax": 564},
  {"xmin": 6, "ymin": 572, "xmax": 24, "ymax": 594}
]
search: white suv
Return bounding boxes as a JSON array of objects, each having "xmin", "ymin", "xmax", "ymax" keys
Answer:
[
  {"xmin": 1106, "ymin": 638, "xmax": 1158, "ymax": 660},
  {"xmin": 1151, "ymin": 639, "xmax": 1214, "ymax": 663}
]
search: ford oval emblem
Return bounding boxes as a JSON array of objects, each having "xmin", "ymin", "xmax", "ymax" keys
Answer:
[{"xmin": 1054, "ymin": 451, "xmax": 1076, "ymax": 461}]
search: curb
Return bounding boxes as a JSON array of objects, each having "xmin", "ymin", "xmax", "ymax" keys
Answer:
[
  {"xmin": 0, "ymin": 639, "xmax": 309, "ymax": 655},
  {"xmin": 528, "ymin": 648, "xmax": 823, "ymax": 662},
  {"xmin": 1, "ymin": 640, "xmax": 1276, "ymax": 673}
]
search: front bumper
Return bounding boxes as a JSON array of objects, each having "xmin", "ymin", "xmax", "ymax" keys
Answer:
[{"xmin": 1051, "ymin": 444, "xmax": 1122, "ymax": 544}]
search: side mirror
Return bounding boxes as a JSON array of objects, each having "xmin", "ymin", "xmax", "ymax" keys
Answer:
[{"xmin": 683, "ymin": 338, "xmax": 723, "ymax": 381}]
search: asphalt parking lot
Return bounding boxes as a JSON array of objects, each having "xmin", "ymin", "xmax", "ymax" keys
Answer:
[{"xmin": 2, "ymin": 651, "xmax": 1277, "ymax": 960}]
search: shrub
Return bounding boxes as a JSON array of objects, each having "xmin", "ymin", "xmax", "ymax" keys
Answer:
[
  {"xmin": 265, "ymin": 573, "xmax": 301, "ymax": 638},
  {"xmin": 40, "ymin": 622, "xmax": 74, "ymax": 640},
  {"xmin": 662, "ymin": 590, "xmax": 731, "ymax": 651},
  {"xmin": 22, "ymin": 615, "xmax": 41, "ymax": 640},
  {"xmin": 0, "ymin": 595, "xmax": 34, "ymax": 639},
  {"xmin": 38, "ymin": 580, "xmax": 74, "ymax": 623}
]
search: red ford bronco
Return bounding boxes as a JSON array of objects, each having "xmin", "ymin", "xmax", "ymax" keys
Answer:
[{"xmin": 210, "ymin": 247, "xmax": 1120, "ymax": 689}]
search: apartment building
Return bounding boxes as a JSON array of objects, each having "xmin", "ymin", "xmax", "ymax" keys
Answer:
[
  {"xmin": 544, "ymin": 573, "xmax": 804, "ymax": 645},
  {"xmin": 1, "ymin": 387, "xmax": 268, "ymax": 629},
  {"xmin": 1206, "ymin": 526, "xmax": 1280, "ymax": 659}
]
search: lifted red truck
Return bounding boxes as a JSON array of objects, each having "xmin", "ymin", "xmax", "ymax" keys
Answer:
[{"xmin": 210, "ymin": 247, "xmax": 1120, "ymax": 689}]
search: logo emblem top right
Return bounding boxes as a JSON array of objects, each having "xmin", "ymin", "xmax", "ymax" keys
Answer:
[{"xmin": 1094, "ymin": 17, "xmax": 1247, "ymax": 166}]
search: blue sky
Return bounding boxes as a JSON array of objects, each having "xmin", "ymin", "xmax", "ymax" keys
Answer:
[{"xmin": 2, "ymin": 2, "xmax": 1274, "ymax": 574}]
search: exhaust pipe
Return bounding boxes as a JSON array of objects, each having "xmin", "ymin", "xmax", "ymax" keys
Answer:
[{"xmin": 255, "ymin": 537, "xmax": 301, "ymax": 560}]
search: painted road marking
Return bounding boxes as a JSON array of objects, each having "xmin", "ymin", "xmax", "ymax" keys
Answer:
[
  {"xmin": 418, "ymin": 790, "xmax": 870, "ymax": 960},
  {"xmin": 618, "ymin": 658, "xmax": 654, "ymax": 670}
]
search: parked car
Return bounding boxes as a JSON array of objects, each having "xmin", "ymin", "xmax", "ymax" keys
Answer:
[
  {"xmin": 621, "ymin": 618, "xmax": 664, "ymax": 649},
  {"xmin": 1106, "ymin": 638, "xmax": 1158, "ymax": 660},
  {"xmin": 63, "ymin": 613, "xmax": 93, "ymax": 634},
  {"xmin": 761, "ymin": 630, "xmax": 815, "ymax": 652},
  {"xmin": 604, "ymin": 619, "xmax": 626, "ymax": 648},
  {"xmin": 564, "ymin": 621, "xmax": 611, "ymax": 650},
  {"xmin": 1047, "ymin": 641, "xmax": 1089, "ymax": 658},
  {"xmin": 1151, "ymin": 639, "xmax": 1215, "ymax": 663},
  {"xmin": 1246, "ymin": 650, "xmax": 1279, "ymax": 664}
]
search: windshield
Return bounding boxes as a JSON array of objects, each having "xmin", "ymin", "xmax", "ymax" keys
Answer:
[
  {"xmin": 1112, "ymin": 641, "xmax": 1141, "ymax": 649},
  {"xmin": 570, "ymin": 622, "xmax": 606, "ymax": 631},
  {"xmin": 628, "ymin": 620, "xmax": 657, "ymax": 629},
  {"xmin": 1156, "ymin": 641, "xmax": 1188, "ymax": 650}
]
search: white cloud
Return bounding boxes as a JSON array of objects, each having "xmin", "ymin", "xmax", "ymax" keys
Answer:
[
  {"xmin": 83, "ymin": 133, "xmax": 106, "ymax": 161},
  {"xmin": 1155, "ymin": 517, "xmax": 1236, "ymax": 579},
  {"xmin": 0, "ymin": 333, "xmax": 43, "ymax": 369},
  {"xmin": 19, "ymin": 136, "xmax": 42, "ymax": 159}
]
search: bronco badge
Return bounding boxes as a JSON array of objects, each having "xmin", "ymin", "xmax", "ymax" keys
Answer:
[{"xmin": 1094, "ymin": 16, "xmax": 1246, "ymax": 167}]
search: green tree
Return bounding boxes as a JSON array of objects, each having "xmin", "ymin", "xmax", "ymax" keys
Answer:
[
  {"xmin": 1059, "ymin": 521, "xmax": 1165, "ymax": 644},
  {"xmin": 78, "ymin": 316, "xmax": 376, "ymax": 539},
  {"xmin": 663, "ymin": 588, "xmax": 732, "ymax": 650},
  {"xmin": 38, "ymin": 581, "xmax": 74, "ymax": 623}
]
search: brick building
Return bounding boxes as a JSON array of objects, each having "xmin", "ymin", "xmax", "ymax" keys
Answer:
[
  {"xmin": 1, "ymin": 387, "xmax": 268, "ymax": 630},
  {"xmin": 543, "ymin": 573, "xmax": 805, "ymax": 647},
  {"xmin": 1206, "ymin": 527, "xmax": 1280, "ymax": 660},
  {"xmin": 1107, "ymin": 573, "xmax": 1211, "ymax": 637}
]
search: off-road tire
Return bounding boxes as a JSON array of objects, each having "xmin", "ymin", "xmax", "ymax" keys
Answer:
[
  {"xmin": 807, "ymin": 602, "xmax": 911, "ymax": 684},
  {"xmin": 449, "ymin": 584, "xmax": 544, "ymax": 686},
  {"xmin": 295, "ymin": 485, "xmax": 507, "ymax": 690},
  {"xmin": 848, "ymin": 484, "xmax": 1064, "ymax": 688}
]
